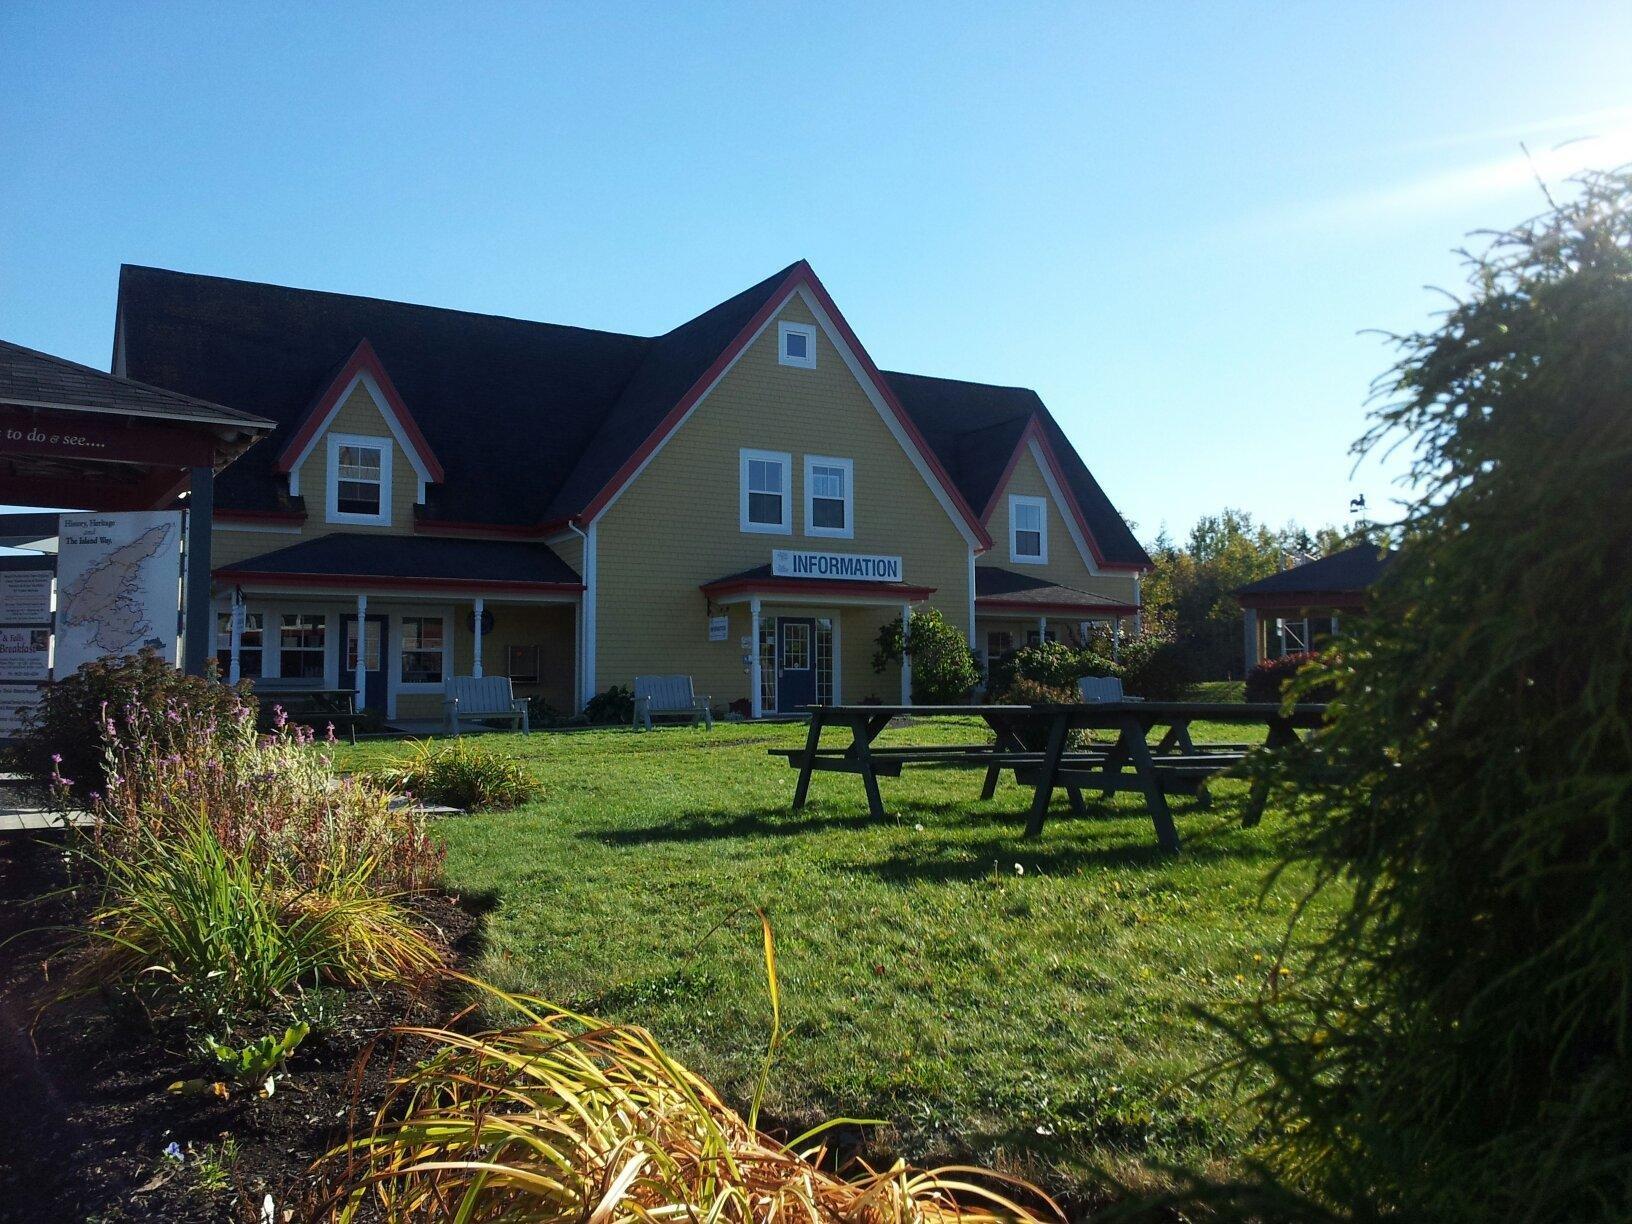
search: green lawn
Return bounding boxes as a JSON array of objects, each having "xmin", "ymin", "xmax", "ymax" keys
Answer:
[{"xmin": 337, "ymin": 718, "xmax": 1333, "ymax": 1192}]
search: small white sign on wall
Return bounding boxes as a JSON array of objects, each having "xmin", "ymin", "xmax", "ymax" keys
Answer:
[
  {"xmin": 708, "ymin": 616, "xmax": 729, "ymax": 642},
  {"xmin": 771, "ymin": 549, "xmax": 903, "ymax": 582}
]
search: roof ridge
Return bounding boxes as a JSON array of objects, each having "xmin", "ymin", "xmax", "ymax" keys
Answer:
[{"xmin": 883, "ymin": 367, "xmax": 1040, "ymax": 395}]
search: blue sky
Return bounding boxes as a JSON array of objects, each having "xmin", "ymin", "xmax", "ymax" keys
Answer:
[{"xmin": 3, "ymin": 2, "xmax": 1629, "ymax": 542}]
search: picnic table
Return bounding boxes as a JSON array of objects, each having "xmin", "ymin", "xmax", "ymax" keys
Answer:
[
  {"xmin": 770, "ymin": 701, "xmax": 1326, "ymax": 851},
  {"xmin": 252, "ymin": 682, "xmax": 365, "ymax": 743}
]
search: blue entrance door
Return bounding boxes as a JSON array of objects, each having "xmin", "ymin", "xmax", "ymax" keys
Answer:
[
  {"xmin": 341, "ymin": 613, "xmax": 388, "ymax": 714},
  {"xmin": 776, "ymin": 618, "xmax": 816, "ymax": 713}
]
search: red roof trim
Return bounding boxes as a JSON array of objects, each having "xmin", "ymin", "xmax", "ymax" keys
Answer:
[
  {"xmin": 1238, "ymin": 591, "xmax": 1369, "ymax": 611},
  {"xmin": 979, "ymin": 416, "xmax": 1148, "ymax": 573},
  {"xmin": 217, "ymin": 570, "xmax": 584, "ymax": 595},
  {"xmin": 579, "ymin": 262, "xmax": 993, "ymax": 550},
  {"xmin": 976, "ymin": 596, "xmax": 1139, "ymax": 617},
  {"xmin": 700, "ymin": 575, "xmax": 937, "ymax": 601},
  {"xmin": 273, "ymin": 339, "xmax": 445, "ymax": 483}
]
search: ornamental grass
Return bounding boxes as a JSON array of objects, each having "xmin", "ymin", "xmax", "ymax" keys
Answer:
[{"xmin": 315, "ymin": 980, "xmax": 1061, "ymax": 1224}]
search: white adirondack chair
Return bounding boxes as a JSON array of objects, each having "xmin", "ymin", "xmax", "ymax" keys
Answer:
[
  {"xmin": 443, "ymin": 675, "xmax": 530, "ymax": 734},
  {"xmin": 632, "ymin": 675, "xmax": 713, "ymax": 731},
  {"xmin": 1078, "ymin": 675, "xmax": 1142, "ymax": 703}
]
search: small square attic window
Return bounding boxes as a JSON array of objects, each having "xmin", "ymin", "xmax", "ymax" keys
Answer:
[{"xmin": 778, "ymin": 322, "xmax": 816, "ymax": 368}]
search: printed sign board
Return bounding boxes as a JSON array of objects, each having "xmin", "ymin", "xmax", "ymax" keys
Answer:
[
  {"xmin": 0, "ymin": 571, "xmax": 52, "ymax": 623},
  {"xmin": 0, "ymin": 628, "xmax": 50, "ymax": 681},
  {"xmin": 53, "ymin": 512, "xmax": 184, "ymax": 677},
  {"xmin": 0, "ymin": 683, "xmax": 42, "ymax": 738},
  {"xmin": 771, "ymin": 549, "xmax": 903, "ymax": 582},
  {"xmin": 708, "ymin": 616, "xmax": 730, "ymax": 642}
]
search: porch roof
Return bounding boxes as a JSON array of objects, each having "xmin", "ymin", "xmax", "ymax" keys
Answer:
[
  {"xmin": 701, "ymin": 563, "xmax": 935, "ymax": 603},
  {"xmin": 216, "ymin": 532, "xmax": 584, "ymax": 594},
  {"xmin": 974, "ymin": 565, "xmax": 1138, "ymax": 617},
  {"xmin": 1235, "ymin": 543, "xmax": 1392, "ymax": 611}
]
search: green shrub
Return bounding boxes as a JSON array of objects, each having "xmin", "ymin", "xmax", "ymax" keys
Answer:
[
  {"xmin": 1224, "ymin": 171, "xmax": 1632, "ymax": 1220},
  {"xmin": 871, "ymin": 608, "xmax": 980, "ymax": 703},
  {"xmin": 19, "ymin": 648, "xmax": 253, "ymax": 796},
  {"xmin": 985, "ymin": 640, "xmax": 1118, "ymax": 699},
  {"xmin": 1108, "ymin": 627, "xmax": 1191, "ymax": 699},
  {"xmin": 584, "ymin": 684, "xmax": 634, "ymax": 725},
  {"xmin": 374, "ymin": 738, "xmax": 537, "ymax": 811}
]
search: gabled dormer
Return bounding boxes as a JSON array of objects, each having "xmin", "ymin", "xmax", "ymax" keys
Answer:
[{"xmin": 273, "ymin": 340, "xmax": 443, "ymax": 531}]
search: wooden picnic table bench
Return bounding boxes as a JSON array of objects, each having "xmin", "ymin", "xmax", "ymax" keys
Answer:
[
  {"xmin": 771, "ymin": 701, "xmax": 1326, "ymax": 851},
  {"xmin": 251, "ymin": 680, "xmax": 365, "ymax": 744}
]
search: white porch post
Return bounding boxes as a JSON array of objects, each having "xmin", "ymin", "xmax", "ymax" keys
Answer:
[
  {"xmin": 1243, "ymin": 607, "xmax": 1260, "ymax": 673},
  {"xmin": 353, "ymin": 593, "xmax": 367, "ymax": 710},
  {"xmin": 227, "ymin": 589, "xmax": 243, "ymax": 685},
  {"xmin": 1038, "ymin": 614, "xmax": 1048, "ymax": 642},
  {"xmin": 472, "ymin": 597, "xmax": 485, "ymax": 679},
  {"xmin": 900, "ymin": 602, "xmax": 913, "ymax": 705},
  {"xmin": 749, "ymin": 597, "xmax": 763, "ymax": 719},
  {"xmin": 1112, "ymin": 617, "xmax": 1122, "ymax": 661}
]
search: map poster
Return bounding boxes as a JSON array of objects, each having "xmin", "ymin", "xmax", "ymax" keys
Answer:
[
  {"xmin": 54, "ymin": 512, "xmax": 183, "ymax": 677},
  {"xmin": 0, "ymin": 570, "xmax": 52, "ymax": 623},
  {"xmin": 0, "ymin": 683, "xmax": 43, "ymax": 738},
  {"xmin": 0, "ymin": 628, "xmax": 50, "ymax": 681}
]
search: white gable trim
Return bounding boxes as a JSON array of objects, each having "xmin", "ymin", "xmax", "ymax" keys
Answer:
[
  {"xmin": 1022, "ymin": 435, "xmax": 1103, "ymax": 576},
  {"xmin": 589, "ymin": 285, "xmax": 982, "ymax": 553},
  {"xmin": 286, "ymin": 371, "xmax": 431, "ymax": 502}
]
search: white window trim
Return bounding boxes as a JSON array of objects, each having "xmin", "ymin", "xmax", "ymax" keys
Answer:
[
  {"xmin": 325, "ymin": 432, "xmax": 393, "ymax": 526},
  {"xmin": 394, "ymin": 609, "xmax": 451, "ymax": 694},
  {"xmin": 803, "ymin": 454, "xmax": 854, "ymax": 540},
  {"xmin": 777, "ymin": 321, "xmax": 816, "ymax": 368},
  {"xmin": 1009, "ymin": 494, "xmax": 1049, "ymax": 565},
  {"xmin": 739, "ymin": 448, "xmax": 793, "ymax": 535}
]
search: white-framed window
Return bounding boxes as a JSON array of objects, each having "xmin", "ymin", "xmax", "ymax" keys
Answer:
[
  {"xmin": 804, "ymin": 455, "xmax": 854, "ymax": 538},
  {"xmin": 1009, "ymin": 495, "xmax": 1048, "ymax": 564},
  {"xmin": 279, "ymin": 613, "xmax": 328, "ymax": 679},
  {"xmin": 325, "ymin": 432, "xmax": 392, "ymax": 525},
  {"xmin": 778, "ymin": 321, "xmax": 816, "ymax": 368},
  {"xmin": 740, "ymin": 448, "xmax": 792, "ymax": 534},
  {"xmin": 399, "ymin": 616, "xmax": 446, "ymax": 685}
]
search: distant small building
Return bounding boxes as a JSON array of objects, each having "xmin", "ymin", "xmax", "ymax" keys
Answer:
[{"xmin": 1236, "ymin": 542, "xmax": 1393, "ymax": 672}]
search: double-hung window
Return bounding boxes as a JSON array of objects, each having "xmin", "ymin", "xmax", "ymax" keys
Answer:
[
  {"xmin": 1009, "ymin": 495, "xmax": 1048, "ymax": 564},
  {"xmin": 399, "ymin": 616, "xmax": 446, "ymax": 684},
  {"xmin": 740, "ymin": 449, "xmax": 792, "ymax": 534},
  {"xmin": 804, "ymin": 456, "xmax": 853, "ymax": 538},
  {"xmin": 326, "ymin": 433, "xmax": 392, "ymax": 525},
  {"xmin": 279, "ymin": 613, "xmax": 327, "ymax": 680}
]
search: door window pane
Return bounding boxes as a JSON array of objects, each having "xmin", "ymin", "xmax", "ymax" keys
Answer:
[
  {"xmin": 782, "ymin": 622, "xmax": 810, "ymax": 670},
  {"xmin": 346, "ymin": 619, "xmax": 382, "ymax": 671}
]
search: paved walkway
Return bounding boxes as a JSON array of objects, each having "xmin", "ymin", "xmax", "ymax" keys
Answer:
[{"xmin": 0, "ymin": 774, "xmax": 91, "ymax": 833}]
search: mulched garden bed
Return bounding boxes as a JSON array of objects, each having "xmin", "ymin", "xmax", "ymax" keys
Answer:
[{"xmin": 0, "ymin": 832, "xmax": 482, "ymax": 1223}]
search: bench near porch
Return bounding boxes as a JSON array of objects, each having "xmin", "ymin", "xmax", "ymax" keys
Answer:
[
  {"xmin": 633, "ymin": 675, "xmax": 713, "ymax": 730},
  {"xmin": 444, "ymin": 675, "xmax": 530, "ymax": 735}
]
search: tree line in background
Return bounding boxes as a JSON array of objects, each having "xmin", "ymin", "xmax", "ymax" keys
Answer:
[{"xmin": 1141, "ymin": 510, "xmax": 1354, "ymax": 680}]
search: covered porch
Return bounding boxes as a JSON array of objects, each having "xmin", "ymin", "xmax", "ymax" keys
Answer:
[
  {"xmin": 974, "ymin": 565, "xmax": 1139, "ymax": 672},
  {"xmin": 700, "ymin": 566, "xmax": 938, "ymax": 717},
  {"xmin": 215, "ymin": 533, "xmax": 583, "ymax": 726}
]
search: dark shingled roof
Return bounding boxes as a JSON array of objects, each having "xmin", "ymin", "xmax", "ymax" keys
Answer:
[
  {"xmin": 975, "ymin": 565, "xmax": 1138, "ymax": 612},
  {"xmin": 0, "ymin": 337, "xmax": 272, "ymax": 429},
  {"xmin": 1236, "ymin": 543, "xmax": 1393, "ymax": 601},
  {"xmin": 217, "ymin": 533, "xmax": 582, "ymax": 587},
  {"xmin": 883, "ymin": 372, "xmax": 1149, "ymax": 569},
  {"xmin": 118, "ymin": 265, "xmax": 1145, "ymax": 566}
]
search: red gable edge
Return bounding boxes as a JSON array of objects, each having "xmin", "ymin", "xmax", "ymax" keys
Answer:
[
  {"xmin": 273, "ymin": 339, "xmax": 445, "ymax": 483},
  {"xmin": 577, "ymin": 262, "xmax": 994, "ymax": 552},
  {"xmin": 979, "ymin": 416, "xmax": 1147, "ymax": 574}
]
